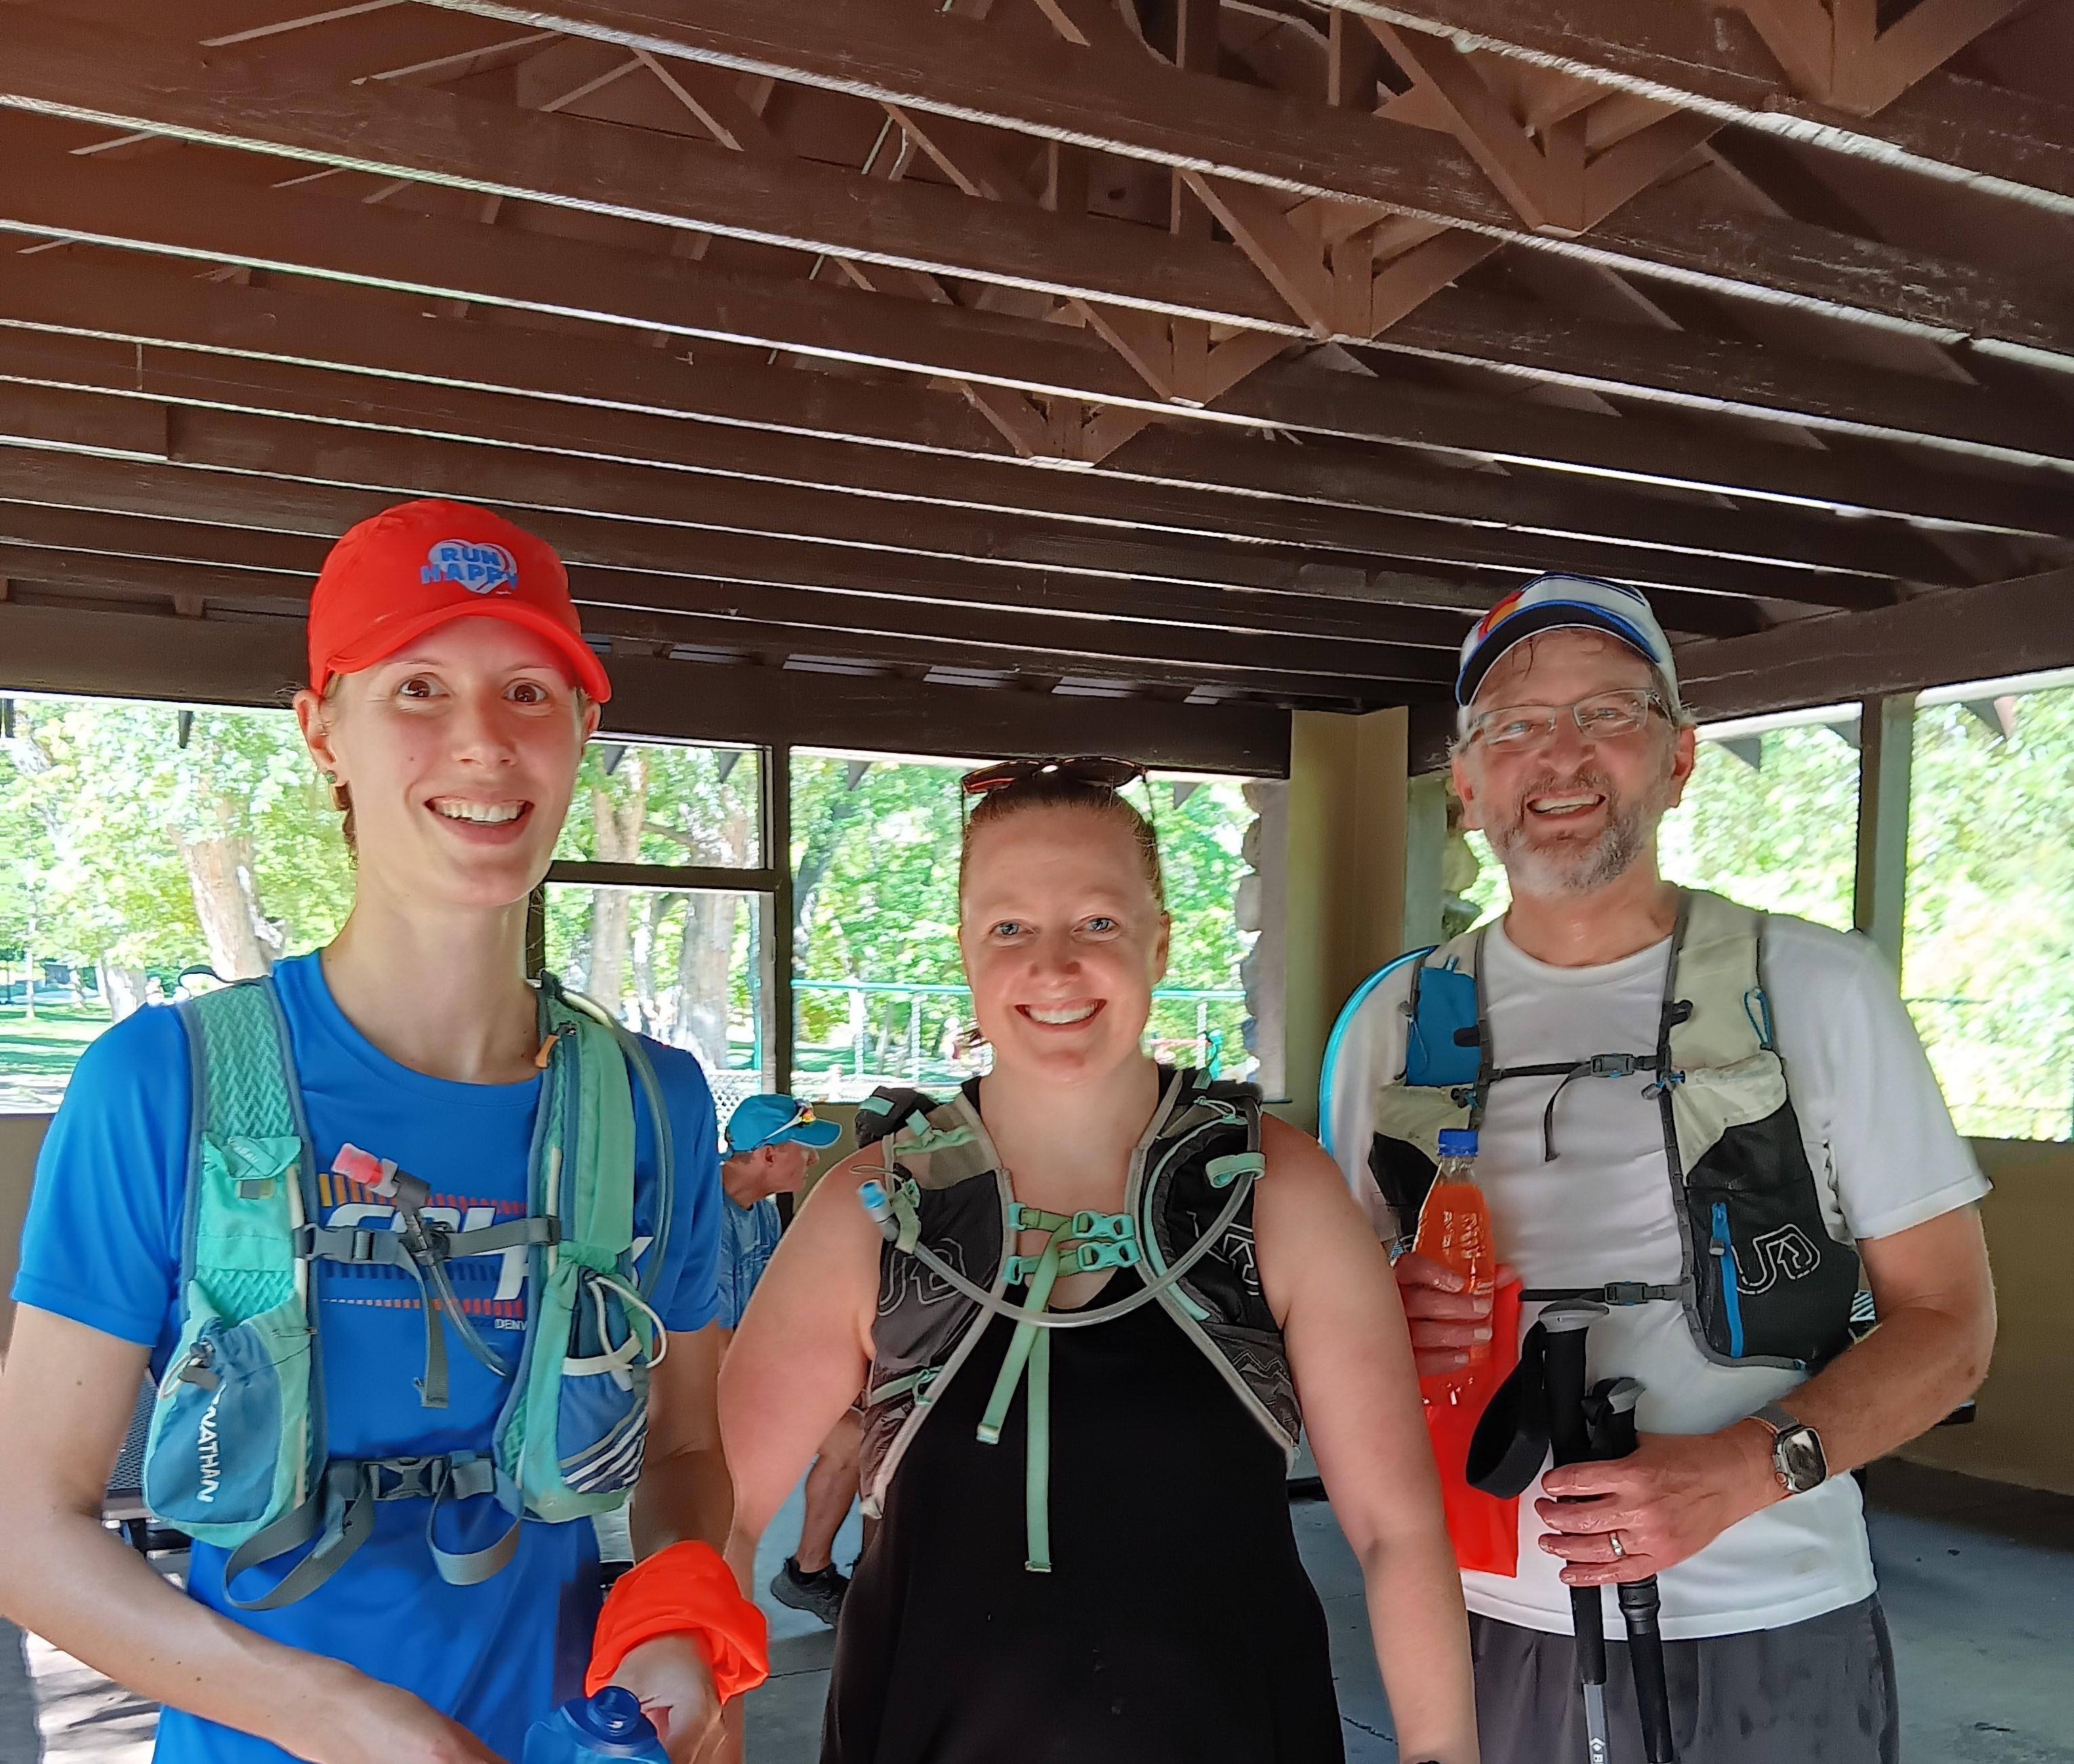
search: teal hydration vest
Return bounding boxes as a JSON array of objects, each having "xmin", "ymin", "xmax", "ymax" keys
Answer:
[{"xmin": 142, "ymin": 974, "xmax": 672, "ymax": 1608}]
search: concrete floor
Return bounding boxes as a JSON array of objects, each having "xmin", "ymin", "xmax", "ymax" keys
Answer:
[{"xmin": 13, "ymin": 1460, "xmax": 2070, "ymax": 1761}]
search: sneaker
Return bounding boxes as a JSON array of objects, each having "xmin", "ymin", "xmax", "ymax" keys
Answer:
[{"xmin": 769, "ymin": 1557, "xmax": 849, "ymax": 1627}]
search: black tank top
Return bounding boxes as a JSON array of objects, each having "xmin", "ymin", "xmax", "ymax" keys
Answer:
[{"xmin": 824, "ymin": 1266, "xmax": 1344, "ymax": 1764}]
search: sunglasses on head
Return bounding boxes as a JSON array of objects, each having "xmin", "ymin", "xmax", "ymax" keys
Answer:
[{"xmin": 959, "ymin": 756, "xmax": 1147, "ymax": 797}]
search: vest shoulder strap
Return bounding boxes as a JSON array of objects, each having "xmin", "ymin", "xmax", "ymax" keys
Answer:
[
  {"xmin": 1667, "ymin": 890, "xmax": 1774, "ymax": 1069},
  {"xmin": 176, "ymin": 979, "xmax": 307, "ymax": 1322}
]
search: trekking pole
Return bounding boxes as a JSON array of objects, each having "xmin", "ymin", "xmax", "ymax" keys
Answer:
[
  {"xmin": 1541, "ymin": 1301, "xmax": 1612, "ymax": 1764},
  {"xmin": 1598, "ymin": 1379, "xmax": 1675, "ymax": 1763}
]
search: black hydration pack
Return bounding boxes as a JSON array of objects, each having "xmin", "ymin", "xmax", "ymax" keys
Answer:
[
  {"xmin": 1369, "ymin": 891, "xmax": 1859, "ymax": 1372},
  {"xmin": 851, "ymin": 1068, "xmax": 1299, "ymax": 1570}
]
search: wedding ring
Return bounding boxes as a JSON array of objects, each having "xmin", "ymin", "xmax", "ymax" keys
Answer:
[{"xmin": 1608, "ymin": 1531, "xmax": 1627, "ymax": 1561}]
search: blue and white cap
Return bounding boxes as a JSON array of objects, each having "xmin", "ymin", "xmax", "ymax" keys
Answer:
[
  {"xmin": 725, "ymin": 1093, "xmax": 842, "ymax": 1155},
  {"xmin": 1456, "ymin": 574, "xmax": 1678, "ymax": 712}
]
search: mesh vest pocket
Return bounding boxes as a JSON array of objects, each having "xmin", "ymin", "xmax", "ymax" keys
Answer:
[
  {"xmin": 144, "ymin": 1287, "xmax": 311, "ymax": 1532},
  {"xmin": 553, "ymin": 1267, "xmax": 653, "ymax": 1499}
]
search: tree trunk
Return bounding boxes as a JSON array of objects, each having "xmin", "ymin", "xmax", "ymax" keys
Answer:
[
  {"xmin": 674, "ymin": 893, "xmax": 735, "ymax": 1069},
  {"xmin": 584, "ymin": 752, "xmax": 650, "ymax": 1023},
  {"xmin": 178, "ymin": 826, "xmax": 279, "ymax": 981},
  {"xmin": 630, "ymin": 892, "xmax": 668, "ymax": 1038},
  {"xmin": 102, "ymin": 958, "xmax": 150, "ymax": 1021},
  {"xmin": 791, "ymin": 787, "xmax": 868, "ymax": 952}
]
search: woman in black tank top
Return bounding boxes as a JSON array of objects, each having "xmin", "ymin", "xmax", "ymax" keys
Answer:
[{"xmin": 720, "ymin": 761, "xmax": 1478, "ymax": 1764}]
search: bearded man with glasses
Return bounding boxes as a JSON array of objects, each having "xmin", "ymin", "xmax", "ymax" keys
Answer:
[{"xmin": 1324, "ymin": 575, "xmax": 1996, "ymax": 1764}]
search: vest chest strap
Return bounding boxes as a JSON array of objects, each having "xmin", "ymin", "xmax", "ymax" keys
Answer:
[
  {"xmin": 291, "ymin": 1214, "xmax": 557, "ymax": 1406},
  {"xmin": 1518, "ymin": 1281, "xmax": 1684, "ymax": 1307}
]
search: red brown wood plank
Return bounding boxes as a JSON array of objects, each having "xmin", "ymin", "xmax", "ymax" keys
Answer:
[
  {"xmin": 398, "ymin": 0, "xmax": 2074, "ymax": 357},
  {"xmin": 1337, "ymin": 0, "xmax": 2074, "ymax": 217},
  {"xmin": 0, "ymin": 253, "xmax": 2011, "ymax": 583},
  {"xmin": 1675, "ymin": 565, "xmax": 2074, "ymax": 719},
  {"xmin": 0, "ymin": 535, "xmax": 1441, "ymax": 695},
  {"xmin": 7, "ymin": 142, "xmax": 2069, "ymax": 541},
  {"xmin": 0, "ymin": 6, "xmax": 1299, "ymax": 332},
  {"xmin": 0, "ymin": 598, "xmax": 1305, "ymax": 771},
  {"xmin": 0, "ymin": 451, "xmax": 1484, "ymax": 652}
]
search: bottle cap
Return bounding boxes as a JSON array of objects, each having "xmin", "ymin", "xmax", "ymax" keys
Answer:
[
  {"xmin": 1436, "ymin": 1128, "xmax": 1478, "ymax": 1157},
  {"xmin": 570, "ymin": 1687, "xmax": 659, "ymax": 1746}
]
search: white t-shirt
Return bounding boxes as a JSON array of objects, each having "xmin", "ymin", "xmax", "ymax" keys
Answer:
[{"xmin": 1326, "ymin": 908, "xmax": 1989, "ymax": 1641}]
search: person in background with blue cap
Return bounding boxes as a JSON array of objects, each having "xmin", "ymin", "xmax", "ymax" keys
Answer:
[
  {"xmin": 718, "ymin": 1095, "xmax": 859, "ymax": 1627},
  {"xmin": 1324, "ymin": 574, "xmax": 1995, "ymax": 1762}
]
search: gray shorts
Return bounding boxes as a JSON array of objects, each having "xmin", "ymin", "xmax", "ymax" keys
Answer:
[{"xmin": 1470, "ymin": 1597, "xmax": 1898, "ymax": 1764}]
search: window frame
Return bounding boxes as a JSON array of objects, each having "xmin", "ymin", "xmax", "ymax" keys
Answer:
[{"xmin": 527, "ymin": 736, "xmax": 790, "ymax": 1090}]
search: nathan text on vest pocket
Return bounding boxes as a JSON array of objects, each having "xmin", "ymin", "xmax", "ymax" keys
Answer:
[{"xmin": 146, "ymin": 1284, "xmax": 314, "ymax": 1532}]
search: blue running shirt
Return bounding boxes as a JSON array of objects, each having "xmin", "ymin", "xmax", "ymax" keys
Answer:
[
  {"xmin": 14, "ymin": 951, "xmax": 723, "ymax": 1763},
  {"xmin": 716, "ymin": 1195, "xmax": 783, "ymax": 1329}
]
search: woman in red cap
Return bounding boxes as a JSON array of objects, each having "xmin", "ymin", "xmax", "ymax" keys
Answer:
[{"xmin": 0, "ymin": 502, "xmax": 750, "ymax": 1763}]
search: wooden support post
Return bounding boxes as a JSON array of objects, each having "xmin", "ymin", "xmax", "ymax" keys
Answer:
[
  {"xmin": 1402, "ymin": 769, "xmax": 1450, "ymax": 954},
  {"xmin": 769, "ymin": 739, "xmax": 796, "ymax": 1094},
  {"xmin": 1852, "ymin": 693, "xmax": 1916, "ymax": 975},
  {"xmin": 1283, "ymin": 707, "xmax": 1413, "ymax": 1132}
]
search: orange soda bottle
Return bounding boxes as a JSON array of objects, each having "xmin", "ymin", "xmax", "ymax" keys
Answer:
[{"xmin": 1413, "ymin": 1128, "xmax": 1495, "ymax": 1382}]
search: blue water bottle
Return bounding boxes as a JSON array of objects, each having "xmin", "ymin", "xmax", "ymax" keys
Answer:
[{"xmin": 523, "ymin": 1687, "xmax": 671, "ymax": 1764}]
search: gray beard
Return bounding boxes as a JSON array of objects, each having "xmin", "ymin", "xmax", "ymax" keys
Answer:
[{"xmin": 1486, "ymin": 769, "xmax": 1656, "ymax": 899}]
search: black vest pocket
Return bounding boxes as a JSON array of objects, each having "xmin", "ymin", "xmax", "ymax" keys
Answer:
[{"xmin": 1683, "ymin": 1101, "xmax": 1858, "ymax": 1366}]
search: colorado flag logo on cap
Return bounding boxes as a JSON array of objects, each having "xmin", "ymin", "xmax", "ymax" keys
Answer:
[{"xmin": 422, "ymin": 539, "xmax": 519, "ymax": 595}]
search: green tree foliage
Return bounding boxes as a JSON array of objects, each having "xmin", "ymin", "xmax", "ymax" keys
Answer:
[
  {"xmin": 782, "ymin": 758, "xmax": 1260, "ymax": 1096},
  {"xmin": 1903, "ymin": 692, "xmax": 2074, "ymax": 1141},
  {"xmin": 1, "ymin": 697, "xmax": 350, "ymax": 989}
]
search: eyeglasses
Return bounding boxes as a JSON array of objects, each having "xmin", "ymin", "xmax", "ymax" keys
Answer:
[
  {"xmin": 959, "ymin": 756, "xmax": 1146, "ymax": 796},
  {"xmin": 1465, "ymin": 688, "xmax": 1667, "ymax": 750}
]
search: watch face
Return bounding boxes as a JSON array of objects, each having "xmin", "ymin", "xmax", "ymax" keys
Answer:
[{"xmin": 1777, "ymin": 1426, "xmax": 1827, "ymax": 1492}]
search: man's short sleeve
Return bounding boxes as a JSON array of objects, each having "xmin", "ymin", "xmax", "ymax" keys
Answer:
[
  {"xmin": 1773, "ymin": 921, "xmax": 1990, "ymax": 1244},
  {"xmin": 638, "ymin": 1044, "xmax": 723, "ymax": 1334},
  {"xmin": 12, "ymin": 1005, "xmax": 191, "ymax": 1351}
]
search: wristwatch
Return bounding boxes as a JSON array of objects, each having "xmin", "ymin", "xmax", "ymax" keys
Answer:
[{"xmin": 1749, "ymin": 1401, "xmax": 1828, "ymax": 1495}]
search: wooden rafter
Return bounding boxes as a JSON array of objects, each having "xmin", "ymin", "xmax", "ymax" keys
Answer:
[
  {"xmin": 0, "ymin": 253, "xmax": 2015, "ymax": 584},
  {"xmin": 1337, "ymin": 0, "xmax": 2074, "ymax": 217},
  {"xmin": 0, "ymin": 598, "xmax": 1298, "ymax": 768},
  {"xmin": 6, "ymin": 3, "xmax": 2068, "ymax": 365}
]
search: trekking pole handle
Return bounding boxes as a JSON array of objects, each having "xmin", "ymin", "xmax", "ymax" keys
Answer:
[
  {"xmin": 1541, "ymin": 1303, "xmax": 1611, "ymax": 1698},
  {"xmin": 1602, "ymin": 1377, "xmax": 1675, "ymax": 1763}
]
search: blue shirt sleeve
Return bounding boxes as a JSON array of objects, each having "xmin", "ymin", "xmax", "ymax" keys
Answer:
[
  {"xmin": 12, "ymin": 1004, "xmax": 192, "ymax": 1353},
  {"xmin": 634, "ymin": 1040, "xmax": 723, "ymax": 1334}
]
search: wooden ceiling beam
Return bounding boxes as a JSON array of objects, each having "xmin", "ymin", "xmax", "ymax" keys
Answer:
[
  {"xmin": 6, "ymin": 163, "xmax": 2062, "ymax": 544},
  {"xmin": 0, "ymin": 380, "xmax": 170, "ymax": 459},
  {"xmin": 0, "ymin": 598, "xmax": 1303, "ymax": 773},
  {"xmin": 389, "ymin": 0, "xmax": 2074, "ymax": 361},
  {"xmin": 0, "ymin": 7, "xmax": 1302, "ymax": 335},
  {"xmin": 1231, "ymin": 356, "xmax": 2074, "ymax": 543},
  {"xmin": 0, "ymin": 536, "xmax": 1440, "ymax": 697},
  {"xmin": 1375, "ymin": 287, "xmax": 2074, "ymax": 472},
  {"xmin": 0, "ymin": 372, "xmax": 1848, "ymax": 622},
  {"xmin": 5, "ymin": 3, "xmax": 2068, "ymax": 367},
  {"xmin": 0, "ymin": 256, "xmax": 2001, "ymax": 581},
  {"xmin": 1336, "ymin": 0, "xmax": 2074, "ymax": 220},
  {"xmin": 1676, "ymin": 564, "xmax": 2074, "ymax": 722},
  {"xmin": 0, "ymin": 452, "xmax": 1493, "ymax": 652}
]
